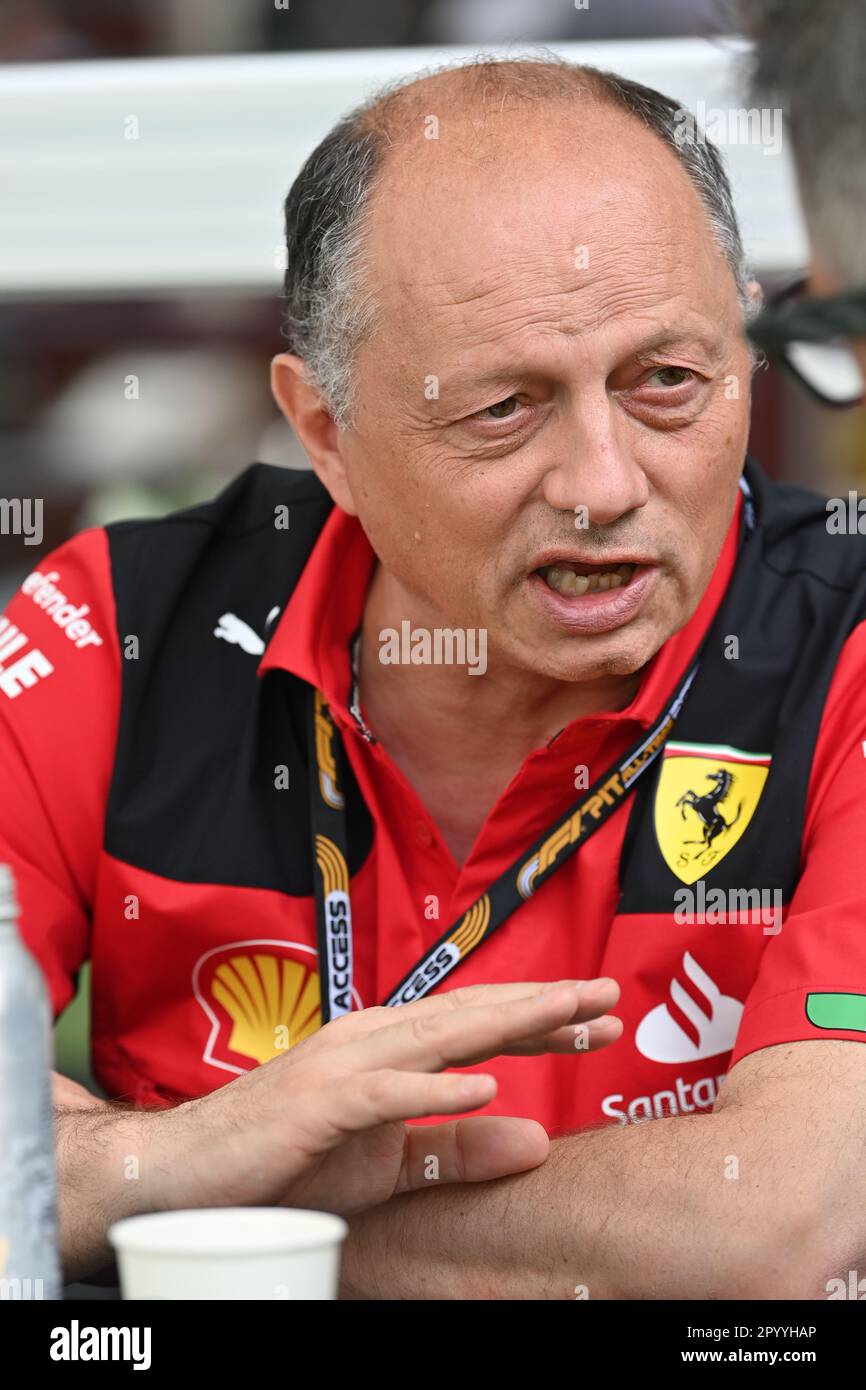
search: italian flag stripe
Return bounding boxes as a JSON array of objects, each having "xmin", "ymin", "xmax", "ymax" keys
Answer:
[{"xmin": 664, "ymin": 741, "xmax": 771, "ymax": 765}]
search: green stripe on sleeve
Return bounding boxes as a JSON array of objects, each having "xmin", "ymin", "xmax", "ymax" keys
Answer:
[{"xmin": 805, "ymin": 992, "xmax": 866, "ymax": 1032}]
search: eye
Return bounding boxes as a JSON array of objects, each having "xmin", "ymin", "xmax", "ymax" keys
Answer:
[
  {"xmin": 478, "ymin": 395, "xmax": 520, "ymax": 419},
  {"xmin": 646, "ymin": 366, "xmax": 694, "ymax": 388}
]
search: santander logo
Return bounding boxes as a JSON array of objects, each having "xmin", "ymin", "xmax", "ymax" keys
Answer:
[{"xmin": 635, "ymin": 952, "xmax": 744, "ymax": 1064}]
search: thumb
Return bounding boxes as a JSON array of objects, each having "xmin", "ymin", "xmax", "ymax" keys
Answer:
[{"xmin": 397, "ymin": 1115, "xmax": 550, "ymax": 1194}]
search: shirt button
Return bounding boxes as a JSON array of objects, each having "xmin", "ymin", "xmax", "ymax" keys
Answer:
[{"xmin": 415, "ymin": 821, "xmax": 434, "ymax": 846}]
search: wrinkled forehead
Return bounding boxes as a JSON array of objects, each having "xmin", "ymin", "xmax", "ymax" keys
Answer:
[{"xmin": 361, "ymin": 102, "xmax": 738, "ymax": 364}]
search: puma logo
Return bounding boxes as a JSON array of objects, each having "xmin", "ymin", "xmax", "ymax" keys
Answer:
[{"xmin": 214, "ymin": 612, "xmax": 265, "ymax": 656}]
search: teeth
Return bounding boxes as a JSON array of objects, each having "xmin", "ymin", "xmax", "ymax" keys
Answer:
[
  {"xmin": 546, "ymin": 566, "xmax": 574, "ymax": 595},
  {"xmin": 540, "ymin": 562, "xmax": 634, "ymax": 598}
]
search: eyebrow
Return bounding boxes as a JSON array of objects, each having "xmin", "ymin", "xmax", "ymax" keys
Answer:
[
  {"xmin": 434, "ymin": 326, "xmax": 727, "ymax": 401},
  {"xmin": 632, "ymin": 328, "xmax": 727, "ymax": 364}
]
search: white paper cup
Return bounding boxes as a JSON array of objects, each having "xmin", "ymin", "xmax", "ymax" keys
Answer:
[{"xmin": 108, "ymin": 1208, "xmax": 348, "ymax": 1300}]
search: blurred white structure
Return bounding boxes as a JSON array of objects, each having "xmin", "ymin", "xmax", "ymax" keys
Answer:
[
  {"xmin": 35, "ymin": 349, "xmax": 271, "ymax": 483},
  {"xmin": 0, "ymin": 38, "xmax": 807, "ymax": 297}
]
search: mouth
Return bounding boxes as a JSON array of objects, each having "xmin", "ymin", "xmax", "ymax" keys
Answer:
[
  {"xmin": 525, "ymin": 555, "xmax": 660, "ymax": 635},
  {"xmin": 534, "ymin": 560, "xmax": 636, "ymax": 598}
]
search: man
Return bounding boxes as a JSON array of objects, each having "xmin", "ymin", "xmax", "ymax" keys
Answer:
[
  {"xmin": 741, "ymin": 0, "xmax": 866, "ymax": 391},
  {"xmin": 5, "ymin": 55, "xmax": 866, "ymax": 1299}
]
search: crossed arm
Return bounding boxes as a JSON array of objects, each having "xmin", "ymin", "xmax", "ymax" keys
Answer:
[{"xmin": 339, "ymin": 1039, "xmax": 866, "ymax": 1300}]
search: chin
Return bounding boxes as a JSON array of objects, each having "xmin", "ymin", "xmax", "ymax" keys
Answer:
[
  {"xmin": 554, "ymin": 645, "xmax": 658, "ymax": 685},
  {"xmin": 508, "ymin": 611, "xmax": 673, "ymax": 684}
]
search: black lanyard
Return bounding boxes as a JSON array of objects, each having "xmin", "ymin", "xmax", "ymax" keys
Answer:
[{"xmin": 308, "ymin": 477, "xmax": 755, "ymax": 1021}]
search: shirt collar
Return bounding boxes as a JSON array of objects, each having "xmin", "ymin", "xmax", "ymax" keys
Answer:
[
  {"xmin": 257, "ymin": 502, "xmax": 374, "ymax": 721},
  {"xmin": 259, "ymin": 488, "xmax": 744, "ymax": 732}
]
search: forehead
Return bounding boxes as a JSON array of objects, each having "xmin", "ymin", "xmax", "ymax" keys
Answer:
[{"xmin": 362, "ymin": 101, "xmax": 737, "ymax": 362}]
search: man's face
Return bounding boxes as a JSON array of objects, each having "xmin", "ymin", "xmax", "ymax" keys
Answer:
[{"xmin": 335, "ymin": 100, "xmax": 754, "ymax": 685}]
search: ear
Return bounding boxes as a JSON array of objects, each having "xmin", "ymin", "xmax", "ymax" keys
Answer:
[
  {"xmin": 745, "ymin": 278, "xmax": 763, "ymax": 315},
  {"xmin": 270, "ymin": 353, "xmax": 359, "ymax": 516}
]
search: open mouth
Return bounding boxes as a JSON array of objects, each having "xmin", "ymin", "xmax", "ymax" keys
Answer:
[
  {"xmin": 526, "ymin": 556, "xmax": 657, "ymax": 634},
  {"xmin": 534, "ymin": 561, "xmax": 636, "ymax": 597}
]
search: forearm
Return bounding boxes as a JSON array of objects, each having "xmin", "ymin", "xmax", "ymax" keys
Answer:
[
  {"xmin": 54, "ymin": 1076, "xmax": 182, "ymax": 1282},
  {"xmin": 341, "ymin": 1110, "xmax": 829, "ymax": 1300}
]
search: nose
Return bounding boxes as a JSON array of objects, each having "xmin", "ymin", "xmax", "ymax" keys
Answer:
[{"xmin": 540, "ymin": 393, "xmax": 649, "ymax": 525}]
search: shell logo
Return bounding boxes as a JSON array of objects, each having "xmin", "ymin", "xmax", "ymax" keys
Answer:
[{"xmin": 192, "ymin": 939, "xmax": 362, "ymax": 1076}]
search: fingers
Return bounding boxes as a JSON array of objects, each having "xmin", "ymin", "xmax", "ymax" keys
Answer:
[
  {"xmin": 279, "ymin": 980, "xmax": 623, "ymax": 1157},
  {"xmin": 498, "ymin": 977, "xmax": 622, "ymax": 1052},
  {"xmin": 396, "ymin": 1116, "xmax": 550, "ymax": 1191},
  {"xmin": 301, "ymin": 978, "xmax": 619, "ymax": 1050},
  {"xmin": 398, "ymin": 977, "xmax": 620, "ymax": 1025},
  {"xmin": 283, "ymin": 979, "xmax": 622, "ymax": 1156},
  {"xmin": 332, "ymin": 982, "xmax": 595, "ymax": 1076},
  {"xmin": 298, "ymin": 981, "xmax": 576, "ymax": 1053},
  {"xmin": 501, "ymin": 1010, "xmax": 624, "ymax": 1056},
  {"xmin": 314, "ymin": 1067, "xmax": 502, "ymax": 1138},
  {"xmin": 296, "ymin": 987, "xmax": 623, "ymax": 1146}
]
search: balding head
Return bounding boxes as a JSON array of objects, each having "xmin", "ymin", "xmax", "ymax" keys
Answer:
[{"xmin": 281, "ymin": 56, "xmax": 751, "ymax": 427}]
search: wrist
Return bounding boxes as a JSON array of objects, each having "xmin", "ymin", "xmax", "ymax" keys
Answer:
[{"xmin": 56, "ymin": 1105, "xmax": 160, "ymax": 1282}]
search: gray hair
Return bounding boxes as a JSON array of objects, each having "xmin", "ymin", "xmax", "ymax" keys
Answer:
[
  {"xmin": 281, "ymin": 55, "xmax": 753, "ymax": 429},
  {"xmin": 740, "ymin": 0, "xmax": 866, "ymax": 289}
]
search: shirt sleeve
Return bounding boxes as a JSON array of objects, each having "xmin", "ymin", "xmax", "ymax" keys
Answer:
[
  {"xmin": 0, "ymin": 529, "xmax": 120, "ymax": 1019},
  {"xmin": 728, "ymin": 619, "xmax": 866, "ymax": 1067}
]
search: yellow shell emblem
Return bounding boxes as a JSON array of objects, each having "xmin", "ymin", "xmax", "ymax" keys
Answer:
[
  {"xmin": 193, "ymin": 942, "xmax": 324, "ymax": 1074},
  {"xmin": 211, "ymin": 953, "xmax": 321, "ymax": 1064},
  {"xmin": 654, "ymin": 742, "xmax": 770, "ymax": 886}
]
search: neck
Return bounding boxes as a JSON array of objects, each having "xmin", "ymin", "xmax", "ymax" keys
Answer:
[{"xmin": 357, "ymin": 562, "xmax": 643, "ymax": 772}]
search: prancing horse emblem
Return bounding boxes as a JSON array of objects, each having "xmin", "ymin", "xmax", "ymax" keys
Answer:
[
  {"xmin": 676, "ymin": 768, "xmax": 743, "ymax": 850},
  {"xmin": 654, "ymin": 742, "xmax": 771, "ymax": 886}
]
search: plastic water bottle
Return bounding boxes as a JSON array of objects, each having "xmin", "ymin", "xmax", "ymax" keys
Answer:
[{"xmin": 0, "ymin": 863, "xmax": 61, "ymax": 1299}]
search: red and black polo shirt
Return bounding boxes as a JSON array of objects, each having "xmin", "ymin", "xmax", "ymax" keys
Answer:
[{"xmin": 2, "ymin": 456, "xmax": 866, "ymax": 1135}]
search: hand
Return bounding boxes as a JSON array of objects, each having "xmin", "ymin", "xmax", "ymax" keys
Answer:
[{"xmin": 154, "ymin": 978, "xmax": 621, "ymax": 1216}]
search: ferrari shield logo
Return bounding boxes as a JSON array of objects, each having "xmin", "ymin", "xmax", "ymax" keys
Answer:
[{"xmin": 654, "ymin": 742, "xmax": 771, "ymax": 885}]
